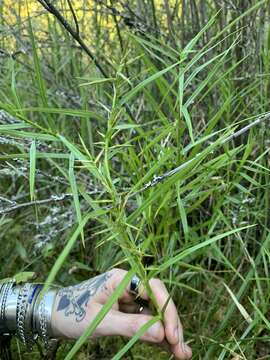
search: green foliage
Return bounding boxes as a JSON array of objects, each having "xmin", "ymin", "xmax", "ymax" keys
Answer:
[{"xmin": 0, "ymin": 1, "xmax": 270, "ymax": 359}]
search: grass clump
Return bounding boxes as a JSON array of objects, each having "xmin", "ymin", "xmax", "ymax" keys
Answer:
[{"xmin": 0, "ymin": 1, "xmax": 270, "ymax": 359}]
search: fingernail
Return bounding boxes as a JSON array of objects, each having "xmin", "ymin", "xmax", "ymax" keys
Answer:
[{"xmin": 184, "ymin": 343, "xmax": 192, "ymax": 355}]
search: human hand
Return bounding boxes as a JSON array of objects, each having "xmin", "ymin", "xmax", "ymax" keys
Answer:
[{"xmin": 51, "ymin": 268, "xmax": 192, "ymax": 359}]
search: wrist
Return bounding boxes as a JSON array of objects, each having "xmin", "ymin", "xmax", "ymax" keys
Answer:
[
  {"xmin": 0, "ymin": 280, "xmax": 57, "ymax": 349},
  {"xmin": 50, "ymin": 289, "xmax": 65, "ymax": 339},
  {"xmin": 33, "ymin": 287, "xmax": 58, "ymax": 345}
]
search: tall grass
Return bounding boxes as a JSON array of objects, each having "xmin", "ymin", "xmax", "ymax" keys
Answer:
[{"xmin": 0, "ymin": 1, "xmax": 270, "ymax": 359}]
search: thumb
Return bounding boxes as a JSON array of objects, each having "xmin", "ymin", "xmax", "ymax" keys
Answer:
[{"xmin": 93, "ymin": 304, "xmax": 165, "ymax": 343}]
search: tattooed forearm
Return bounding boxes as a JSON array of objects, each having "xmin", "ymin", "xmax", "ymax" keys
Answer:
[{"xmin": 56, "ymin": 272, "xmax": 112, "ymax": 322}]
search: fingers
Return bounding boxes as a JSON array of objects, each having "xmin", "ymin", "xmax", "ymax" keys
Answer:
[
  {"xmin": 93, "ymin": 303, "xmax": 165, "ymax": 343},
  {"xmin": 153, "ymin": 337, "xmax": 192, "ymax": 360},
  {"xmin": 100, "ymin": 307, "xmax": 192, "ymax": 360},
  {"xmin": 110, "ymin": 269, "xmax": 192, "ymax": 359},
  {"xmin": 111, "ymin": 269, "xmax": 179, "ymax": 344},
  {"xmin": 142, "ymin": 279, "xmax": 191, "ymax": 358},
  {"xmin": 170, "ymin": 341, "xmax": 192, "ymax": 360},
  {"xmin": 143, "ymin": 278, "xmax": 181, "ymax": 345},
  {"xmin": 118, "ymin": 304, "xmax": 192, "ymax": 360}
]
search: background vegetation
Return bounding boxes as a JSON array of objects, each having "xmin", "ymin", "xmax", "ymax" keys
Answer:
[{"xmin": 0, "ymin": 0, "xmax": 270, "ymax": 359}]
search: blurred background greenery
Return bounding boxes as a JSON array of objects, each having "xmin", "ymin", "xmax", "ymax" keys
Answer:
[{"xmin": 0, "ymin": 0, "xmax": 270, "ymax": 359}]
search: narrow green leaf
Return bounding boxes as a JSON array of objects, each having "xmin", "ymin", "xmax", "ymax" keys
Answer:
[
  {"xmin": 120, "ymin": 60, "xmax": 180, "ymax": 105},
  {"xmin": 40, "ymin": 211, "xmax": 105, "ymax": 298},
  {"xmin": 182, "ymin": 105, "xmax": 194, "ymax": 143},
  {"xmin": 223, "ymin": 283, "xmax": 252, "ymax": 324},
  {"xmin": 29, "ymin": 140, "xmax": 36, "ymax": 201},
  {"xmin": 184, "ymin": 11, "xmax": 220, "ymax": 53},
  {"xmin": 79, "ymin": 77, "xmax": 115, "ymax": 86},
  {"xmin": 19, "ymin": 107, "xmax": 104, "ymax": 121},
  {"xmin": 27, "ymin": 8, "xmax": 49, "ymax": 110},
  {"xmin": 69, "ymin": 153, "xmax": 84, "ymax": 246},
  {"xmin": 177, "ymin": 184, "xmax": 189, "ymax": 239},
  {"xmin": 151, "ymin": 226, "xmax": 254, "ymax": 276},
  {"xmin": 111, "ymin": 315, "xmax": 161, "ymax": 360}
]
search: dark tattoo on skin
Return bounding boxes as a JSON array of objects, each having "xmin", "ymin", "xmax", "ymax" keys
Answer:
[{"xmin": 56, "ymin": 272, "xmax": 112, "ymax": 322}]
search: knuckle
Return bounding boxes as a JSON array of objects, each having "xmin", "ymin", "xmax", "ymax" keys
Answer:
[
  {"xmin": 154, "ymin": 328, "xmax": 165, "ymax": 343},
  {"xmin": 109, "ymin": 267, "xmax": 119, "ymax": 275},
  {"xmin": 150, "ymin": 277, "xmax": 164, "ymax": 289},
  {"xmin": 109, "ymin": 268, "xmax": 126, "ymax": 277},
  {"xmin": 136, "ymin": 317, "xmax": 164, "ymax": 343},
  {"xmin": 131, "ymin": 316, "xmax": 141, "ymax": 335},
  {"xmin": 108, "ymin": 268, "xmax": 127, "ymax": 290},
  {"xmin": 150, "ymin": 278, "xmax": 160, "ymax": 286},
  {"xmin": 134, "ymin": 316, "xmax": 148, "ymax": 333},
  {"xmin": 149, "ymin": 322, "xmax": 165, "ymax": 343}
]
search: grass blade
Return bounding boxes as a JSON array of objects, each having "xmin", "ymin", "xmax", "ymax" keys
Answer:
[{"xmin": 29, "ymin": 140, "xmax": 36, "ymax": 201}]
